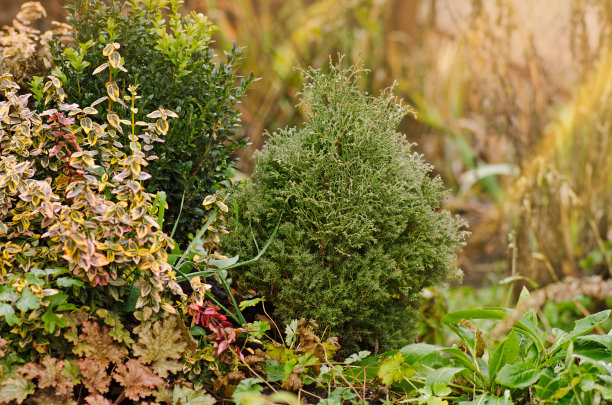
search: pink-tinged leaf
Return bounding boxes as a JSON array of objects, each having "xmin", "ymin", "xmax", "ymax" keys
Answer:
[
  {"xmin": 113, "ymin": 359, "xmax": 165, "ymax": 401},
  {"xmin": 19, "ymin": 357, "xmax": 74, "ymax": 396},
  {"xmin": 90, "ymin": 96, "xmax": 108, "ymax": 108},
  {"xmin": 76, "ymin": 321, "xmax": 127, "ymax": 367},
  {"xmin": 85, "ymin": 394, "xmax": 113, "ymax": 405},
  {"xmin": 77, "ymin": 358, "xmax": 111, "ymax": 394}
]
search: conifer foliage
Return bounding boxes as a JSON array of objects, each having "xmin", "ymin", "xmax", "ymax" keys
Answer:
[{"xmin": 223, "ymin": 63, "xmax": 468, "ymax": 351}]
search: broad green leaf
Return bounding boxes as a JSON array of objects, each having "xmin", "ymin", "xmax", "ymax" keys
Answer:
[
  {"xmin": 16, "ymin": 289, "xmax": 39, "ymax": 312},
  {"xmin": 0, "ymin": 286, "xmax": 18, "ymax": 302},
  {"xmin": 56, "ymin": 277, "xmax": 84, "ymax": 288},
  {"xmin": 549, "ymin": 310, "xmax": 611, "ymax": 355},
  {"xmin": 247, "ymin": 321, "xmax": 270, "ymax": 339},
  {"xmin": 0, "ymin": 303, "xmax": 18, "ymax": 325},
  {"xmin": 489, "ymin": 331, "xmax": 519, "ymax": 381},
  {"xmin": 377, "ymin": 352, "xmax": 415, "ymax": 386},
  {"xmin": 232, "ymin": 377, "xmax": 264, "ymax": 405},
  {"xmin": 458, "ymin": 393, "xmax": 513, "ymax": 405},
  {"xmin": 208, "ymin": 255, "xmax": 240, "ymax": 269},
  {"xmin": 496, "ymin": 361, "xmax": 540, "ymax": 388},
  {"xmin": 441, "ymin": 348, "xmax": 476, "ymax": 372},
  {"xmin": 42, "ymin": 309, "xmax": 66, "ymax": 334},
  {"xmin": 442, "ymin": 308, "xmax": 509, "ymax": 324},
  {"xmin": 264, "ymin": 360, "xmax": 285, "ymax": 382},
  {"xmin": 433, "ymin": 383, "xmax": 452, "ymax": 397},
  {"xmin": 577, "ymin": 335, "xmax": 612, "ymax": 351},
  {"xmin": 425, "ymin": 367, "xmax": 464, "ymax": 389},
  {"xmin": 400, "ymin": 343, "xmax": 442, "ymax": 364}
]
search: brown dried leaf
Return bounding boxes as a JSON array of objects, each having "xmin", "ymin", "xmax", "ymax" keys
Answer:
[
  {"xmin": 75, "ymin": 321, "xmax": 127, "ymax": 367},
  {"xmin": 113, "ymin": 359, "xmax": 165, "ymax": 401},
  {"xmin": 133, "ymin": 316, "xmax": 187, "ymax": 377},
  {"xmin": 19, "ymin": 356, "xmax": 73, "ymax": 396},
  {"xmin": 77, "ymin": 358, "xmax": 111, "ymax": 394},
  {"xmin": 282, "ymin": 372, "xmax": 303, "ymax": 391}
]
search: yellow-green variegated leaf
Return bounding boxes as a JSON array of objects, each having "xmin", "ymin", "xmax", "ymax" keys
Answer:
[
  {"xmin": 90, "ymin": 96, "xmax": 108, "ymax": 108},
  {"xmin": 83, "ymin": 106, "xmax": 98, "ymax": 115},
  {"xmin": 130, "ymin": 141, "xmax": 141, "ymax": 152},
  {"xmin": 109, "ymin": 51, "xmax": 121, "ymax": 68},
  {"xmin": 92, "ymin": 63, "xmax": 109, "ymax": 75},
  {"xmin": 202, "ymin": 195, "xmax": 216, "ymax": 207},
  {"xmin": 146, "ymin": 110, "xmax": 162, "ymax": 119},
  {"xmin": 106, "ymin": 82, "xmax": 120, "ymax": 101},
  {"xmin": 155, "ymin": 118, "xmax": 169, "ymax": 134},
  {"xmin": 48, "ymin": 75, "xmax": 61, "ymax": 88},
  {"xmin": 107, "ymin": 113, "xmax": 121, "ymax": 129},
  {"xmin": 102, "ymin": 43, "xmax": 115, "ymax": 56},
  {"xmin": 215, "ymin": 201, "xmax": 228, "ymax": 213},
  {"xmin": 80, "ymin": 117, "xmax": 93, "ymax": 134}
]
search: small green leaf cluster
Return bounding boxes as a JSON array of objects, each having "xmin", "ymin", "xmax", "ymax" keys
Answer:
[
  {"xmin": 222, "ymin": 62, "xmax": 468, "ymax": 351},
  {"xmin": 50, "ymin": 0, "xmax": 253, "ymax": 245}
]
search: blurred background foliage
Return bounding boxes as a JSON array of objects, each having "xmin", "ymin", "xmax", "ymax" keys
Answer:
[{"xmin": 2, "ymin": 0, "xmax": 612, "ymax": 341}]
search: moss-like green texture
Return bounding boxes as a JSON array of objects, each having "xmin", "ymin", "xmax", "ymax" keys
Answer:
[{"xmin": 223, "ymin": 64, "xmax": 468, "ymax": 351}]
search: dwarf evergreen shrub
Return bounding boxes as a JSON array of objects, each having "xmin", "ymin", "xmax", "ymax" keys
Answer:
[
  {"xmin": 223, "ymin": 64, "xmax": 468, "ymax": 351},
  {"xmin": 49, "ymin": 0, "xmax": 252, "ymax": 245}
]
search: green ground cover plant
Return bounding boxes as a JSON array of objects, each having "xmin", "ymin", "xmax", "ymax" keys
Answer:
[
  {"xmin": 50, "ymin": 0, "xmax": 253, "ymax": 245},
  {"xmin": 222, "ymin": 62, "xmax": 468, "ymax": 352}
]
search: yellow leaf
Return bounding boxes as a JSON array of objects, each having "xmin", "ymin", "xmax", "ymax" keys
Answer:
[{"xmin": 161, "ymin": 303, "xmax": 176, "ymax": 314}]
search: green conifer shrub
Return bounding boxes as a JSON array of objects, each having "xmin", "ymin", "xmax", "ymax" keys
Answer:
[
  {"xmin": 49, "ymin": 0, "xmax": 253, "ymax": 245},
  {"xmin": 223, "ymin": 64, "xmax": 468, "ymax": 351}
]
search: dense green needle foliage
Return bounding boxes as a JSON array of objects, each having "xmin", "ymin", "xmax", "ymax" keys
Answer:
[
  {"xmin": 50, "ymin": 0, "xmax": 253, "ymax": 244},
  {"xmin": 223, "ymin": 63, "xmax": 468, "ymax": 351}
]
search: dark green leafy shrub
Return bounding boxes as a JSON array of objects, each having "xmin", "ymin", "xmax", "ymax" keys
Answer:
[
  {"xmin": 223, "ymin": 64, "xmax": 468, "ymax": 351},
  {"xmin": 50, "ymin": 0, "xmax": 253, "ymax": 244}
]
